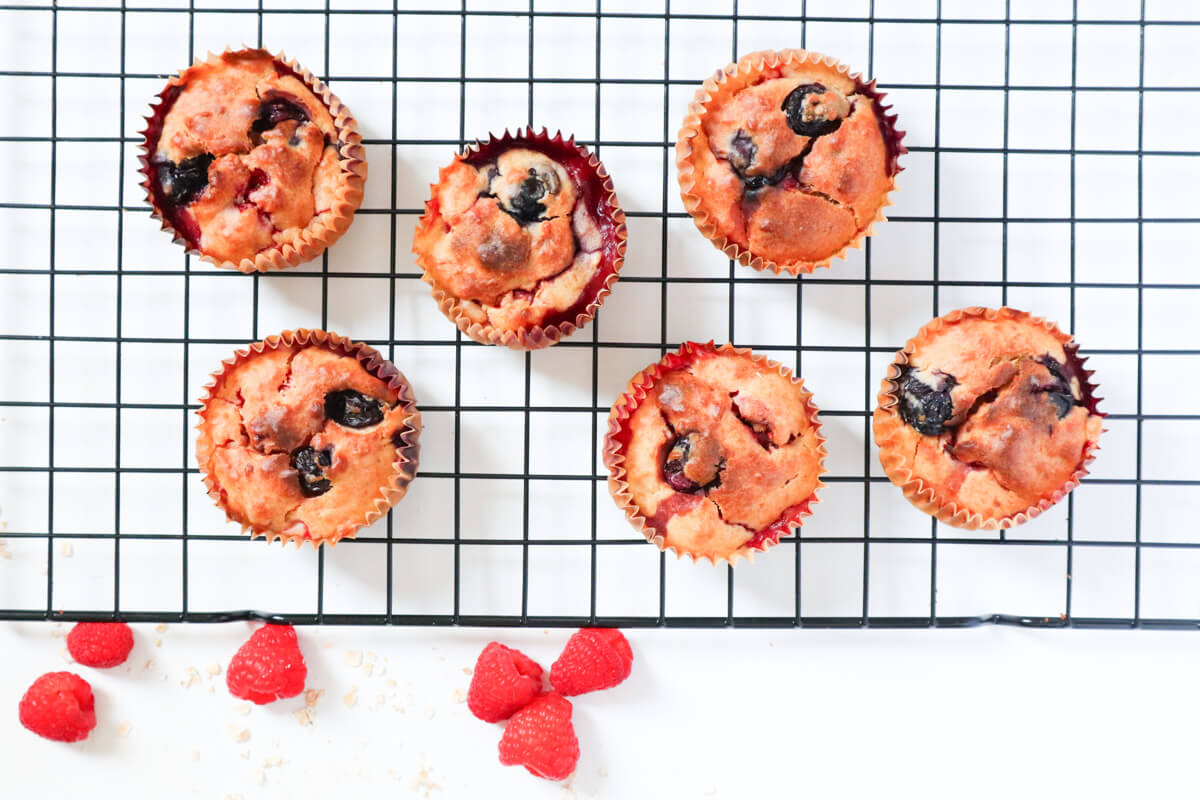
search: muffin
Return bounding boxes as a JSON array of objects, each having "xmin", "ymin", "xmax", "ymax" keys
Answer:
[
  {"xmin": 195, "ymin": 330, "xmax": 420, "ymax": 547},
  {"xmin": 604, "ymin": 342, "xmax": 826, "ymax": 564},
  {"xmin": 873, "ymin": 307, "xmax": 1104, "ymax": 530},
  {"xmin": 413, "ymin": 129, "xmax": 626, "ymax": 349},
  {"xmin": 140, "ymin": 48, "xmax": 366, "ymax": 272},
  {"xmin": 676, "ymin": 49, "xmax": 904, "ymax": 274}
]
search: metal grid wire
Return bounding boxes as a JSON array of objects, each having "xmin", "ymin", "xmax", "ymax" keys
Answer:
[{"xmin": 0, "ymin": 0, "xmax": 1197, "ymax": 629}]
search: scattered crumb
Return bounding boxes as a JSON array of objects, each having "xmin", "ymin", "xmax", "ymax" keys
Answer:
[
  {"xmin": 366, "ymin": 651, "xmax": 377, "ymax": 662},
  {"xmin": 344, "ymin": 650, "xmax": 362, "ymax": 667},
  {"xmin": 239, "ymin": 749, "xmax": 251, "ymax": 760},
  {"xmin": 361, "ymin": 662, "xmax": 375, "ymax": 678},
  {"xmin": 387, "ymin": 768, "xmax": 402, "ymax": 782},
  {"xmin": 253, "ymin": 770, "xmax": 266, "ymax": 786},
  {"xmin": 343, "ymin": 688, "xmax": 358, "ymax": 708},
  {"xmin": 702, "ymin": 789, "xmax": 717, "ymax": 796},
  {"xmin": 385, "ymin": 678, "xmax": 397, "ymax": 688},
  {"xmin": 263, "ymin": 756, "xmax": 283, "ymax": 769},
  {"xmin": 410, "ymin": 765, "xmax": 441, "ymax": 797},
  {"xmin": 58, "ymin": 646, "xmax": 70, "ymax": 663},
  {"xmin": 462, "ymin": 666, "xmax": 472, "ymax": 676},
  {"xmin": 180, "ymin": 667, "xmax": 201, "ymax": 688},
  {"xmin": 155, "ymin": 623, "xmax": 167, "ymax": 633},
  {"xmin": 233, "ymin": 702, "xmax": 252, "ymax": 716},
  {"xmin": 423, "ymin": 707, "xmax": 435, "ymax": 720},
  {"xmin": 0, "ymin": 539, "xmax": 11, "ymax": 559},
  {"xmin": 191, "ymin": 750, "xmax": 200, "ymax": 762},
  {"xmin": 223, "ymin": 794, "xmax": 243, "ymax": 800},
  {"xmin": 155, "ymin": 639, "xmax": 163, "ymax": 648},
  {"xmin": 450, "ymin": 689, "xmax": 466, "ymax": 704},
  {"xmin": 295, "ymin": 688, "xmax": 324, "ymax": 726},
  {"xmin": 294, "ymin": 708, "xmax": 314, "ymax": 726},
  {"xmin": 207, "ymin": 686, "xmax": 215, "ymax": 695},
  {"xmin": 392, "ymin": 704, "xmax": 405, "ymax": 713},
  {"xmin": 206, "ymin": 663, "xmax": 222, "ymax": 677},
  {"xmin": 143, "ymin": 659, "xmax": 154, "ymax": 671},
  {"xmin": 59, "ymin": 541, "xmax": 73, "ymax": 557},
  {"xmin": 228, "ymin": 725, "xmax": 251, "ymax": 743},
  {"xmin": 117, "ymin": 722, "xmax": 132, "ymax": 738}
]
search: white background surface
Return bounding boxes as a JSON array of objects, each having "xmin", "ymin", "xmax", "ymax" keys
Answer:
[{"xmin": 2, "ymin": 0, "xmax": 1200, "ymax": 796}]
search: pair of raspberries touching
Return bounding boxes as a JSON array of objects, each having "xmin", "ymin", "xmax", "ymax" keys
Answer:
[
  {"xmin": 19, "ymin": 622, "xmax": 307, "ymax": 742},
  {"xmin": 468, "ymin": 628, "xmax": 634, "ymax": 781},
  {"xmin": 20, "ymin": 621, "xmax": 632, "ymax": 785}
]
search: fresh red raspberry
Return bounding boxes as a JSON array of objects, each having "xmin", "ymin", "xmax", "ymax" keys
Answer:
[
  {"xmin": 18, "ymin": 672, "xmax": 97, "ymax": 743},
  {"xmin": 225, "ymin": 624, "xmax": 307, "ymax": 705},
  {"xmin": 66, "ymin": 622, "xmax": 135, "ymax": 668},
  {"xmin": 498, "ymin": 692, "xmax": 579, "ymax": 781},
  {"xmin": 467, "ymin": 641, "xmax": 543, "ymax": 723},
  {"xmin": 549, "ymin": 628, "xmax": 633, "ymax": 696}
]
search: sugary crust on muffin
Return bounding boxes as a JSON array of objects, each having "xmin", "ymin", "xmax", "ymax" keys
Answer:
[
  {"xmin": 141, "ymin": 49, "xmax": 365, "ymax": 271},
  {"xmin": 196, "ymin": 341, "xmax": 417, "ymax": 545},
  {"xmin": 414, "ymin": 147, "xmax": 604, "ymax": 334},
  {"xmin": 608, "ymin": 345, "xmax": 825, "ymax": 564},
  {"xmin": 677, "ymin": 49, "xmax": 903, "ymax": 274},
  {"xmin": 873, "ymin": 307, "xmax": 1104, "ymax": 530}
]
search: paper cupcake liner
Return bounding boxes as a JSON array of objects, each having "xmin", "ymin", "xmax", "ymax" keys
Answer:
[
  {"xmin": 413, "ymin": 127, "xmax": 627, "ymax": 350},
  {"xmin": 195, "ymin": 329, "xmax": 421, "ymax": 548},
  {"xmin": 603, "ymin": 342, "xmax": 827, "ymax": 566},
  {"xmin": 676, "ymin": 48, "xmax": 906, "ymax": 276},
  {"xmin": 139, "ymin": 48, "xmax": 367, "ymax": 273},
  {"xmin": 873, "ymin": 307, "xmax": 1105, "ymax": 531}
]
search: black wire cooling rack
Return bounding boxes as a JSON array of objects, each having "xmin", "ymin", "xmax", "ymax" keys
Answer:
[{"xmin": 0, "ymin": 0, "xmax": 1198, "ymax": 630}]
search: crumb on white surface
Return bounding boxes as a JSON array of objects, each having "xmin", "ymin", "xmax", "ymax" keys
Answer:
[
  {"xmin": 450, "ymin": 689, "xmax": 466, "ymax": 704},
  {"xmin": 228, "ymin": 726, "xmax": 251, "ymax": 743},
  {"xmin": 180, "ymin": 666, "xmax": 201, "ymax": 688},
  {"xmin": 0, "ymin": 539, "xmax": 11, "ymax": 559},
  {"xmin": 344, "ymin": 650, "xmax": 362, "ymax": 667},
  {"xmin": 233, "ymin": 702, "xmax": 252, "ymax": 716},
  {"xmin": 462, "ymin": 666, "xmax": 472, "ymax": 675},
  {"xmin": 254, "ymin": 769, "xmax": 266, "ymax": 786},
  {"xmin": 117, "ymin": 722, "xmax": 132, "ymax": 738},
  {"xmin": 410, "ymin": 765, "xmax": 441, "ymax": 797},
  {"xmin": 423, "ymin": 707, "xmax": 435, "ymax": 720},
  {"xmin": 155, "ymin": 623, "xmax": 167, "ymax": 633},
  {"xmin": 385, "ymin": 678, "xmax": 397, "ymax": 688},
  {"xmin": 191, "ymin": 750, "xmax": 200, "ymax": 762},
  {"xmin": 343, "ymin": 688, "xmax": 358, "ymax": 708},
  {"xmin": 59, "ymin": 541, "xmax": 72, "ymax": 557},
  {"xmin": 206, "ymin": 662, "xmax": 222, "ymax": 677}
]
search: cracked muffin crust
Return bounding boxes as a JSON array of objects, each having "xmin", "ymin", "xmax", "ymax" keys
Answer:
[
  {"xmin": 873, "ymin": 307, "xmax": 1104, "ymax": 530},
  {"xmin": 196, "ymin": 330, "xmax": 420, "ymax": 547},
  {"xmin": 604, "ymin": 343, "xmax": 826, "ymax": 565},
  {"xmin": 677, "ymin": 49, "xmax": 903, "ymax": 274},
  {"xmin": 413, "ymin": 129, "xmax": 626, "ymax": 349},
  {"xmin": 141, "ymin": 49, "xmax": 366, "ymax": 272}
]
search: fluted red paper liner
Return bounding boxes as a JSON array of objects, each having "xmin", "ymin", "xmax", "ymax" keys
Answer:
[
  {"xmin": 195, "ymin": 329, "xmax": 420, "ymax": 548},
  {"xmin": 873, "ymin": 307, "xmax": 1105, "ymax": 531},
  {"xmin": 140, "ymin": 48, "xmax": 366, "ymax": 273},
  {"xmin": 603, "ymin": 342, "xmax": 827, "ymax": 566},
  {"xmin": 676, "ymin": 48, "xmax": 905, "ymax": 275},
  {"xmin": 413, "ymin": 127, "xmax": 627, "ymax": 350}
]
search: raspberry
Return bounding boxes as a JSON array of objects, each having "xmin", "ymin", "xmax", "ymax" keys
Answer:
[
  {"xmin": 497, "ymin": 693, "xmax": 579, "ymax": 781},
  {"xmin": 467, "ymin": 642, "xmax": 543, "ymax": 723},
  {"xmin": 66, "ymin": 622, "xmax": 134, "ymax": 668},
  {"xmin": 225, "ymin": 624, "xmax": 307, "ymax": 705},
  {"xmin": 18, "ymin": 672, "xmax": 97, "ymax": 743},
  {"xmin": 549, "ymin": 628, "xmax": 633, "ymax": 696}
]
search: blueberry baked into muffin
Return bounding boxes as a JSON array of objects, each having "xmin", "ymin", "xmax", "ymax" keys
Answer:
[
  {"xmin": 677, "ymin": 49, "xmax": 903, "ymax": 274},
  {"xmin": 141, "ymin": 49, "xmax": 365, "ymax": 272},
  {"xmin": 604, "ymin": 343, "xmax": 826, "ymax": 564},
  {"xmin": 873, "ymin": 308, "xmax": 1104, "ymax": 530},
  {"xmin": 413, "ymin": 129, "xmax": 626, "ymax": 349},
  {"xmin": 196, "ymin": 330, "xmax": 420, "ymax": 546}
]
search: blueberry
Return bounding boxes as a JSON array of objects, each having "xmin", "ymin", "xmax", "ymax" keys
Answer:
[
  {"xmin": 1038, "ymin": 356, "xmax": 1077, "ymax": 419},
  {"xmin": 506, "ymin": 172, "xmax": 548, "ymax": 223},
  {"xmin": 782, "ymin": 83, "xmax": 844, "ymax": 138},
  {"xmin": 897, "ymin": 367, "xmax": 957, "ymax": 436},
  {"xmin": 251, "ymin": 96, "xmax": 310, "ymax": 136},
  {"xmin": 728, "ymin": 130, "xmax": 758, "ymax": 174},
  {"xmin": 290, "ymin": 445, "xmax": 332, "ymax": 497},
  {"xmin": 156, "ymin": 153, "xmax": 214, "ymax": 207},
  {"xmin": 662, "ymin": 433, "xmax": 721, "ymax": 494},
  {"xmin": 324, "ymin": 389, "xmax": 385, "ymax": 428}
]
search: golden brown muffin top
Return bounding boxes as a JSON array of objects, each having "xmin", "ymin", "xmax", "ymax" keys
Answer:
[
  {"xmin": 196, "ymin": 343, "xmax": 416, "ymax": 544},
  {"xmin": 415, "ymin": 141, "xmax": 619, "ymax": 335},
  {"xmin": 682, "ymin": 52, "xmax": 900, "ymax": 270},
  {"xmin": 874, "ymin": 308, "xmax": 1104, "ymax": 527},
  {"xmin": 611, "ymin": 345, "xmax": 825, "ymax": 563},
  {"xmin": 147, "ymin": 50, "xmax": 345, "ymax": 264}
]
